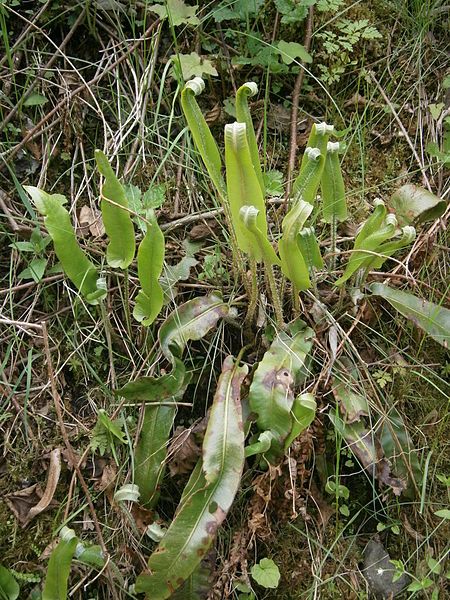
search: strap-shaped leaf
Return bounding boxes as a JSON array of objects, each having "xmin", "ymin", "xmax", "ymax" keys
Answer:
[
  {"xmin": 158, "ymin": 292, "xmax": 229, "ymax": 359},
  {"xmin": 368, "ymin": 283, "xmax": 450, "ymax": 348},
  {"xmin": 279, "ymin": 199, "xmax": 313, "ymax": 290},
  {"xmin": 0, "ymin": 565, "xmax": 19, "ymax": 600},
  {"xmin": 303, "ymin": 122, "xmax": 334, "ymax": 156},
  {"xmin": 180, "ymin": 77, "xmax": 226, "ymax": 197},
  {"xmin": 235, "ymin": 81, "xmax": 264, "ymax": 194},
  {"xmin": 354, "ymin": 200, "xmax": 387, "ymax": 246},
  {"xmin": 335, "ymin": 214, "xmax": 397, "ymax": 286},
  {"xmin": 239, "ymin": 205, "xmax": 280, "ymax": 265},
  {"xmin": 134, "ymin": 404, "xmax": 176, "ymax": 508},
  {"xmin": 249, "ymin": 323, "xmax": 314, "ymax": 462},
  {"xmin": 321, "ymin": 142, "xmax": 347, "ymax": 223},
  {"xmin": 42, "ymin": 529, "xmax": 78, "ymax": 600},
  {"xmin": 118, "ymin": 294, "xmax": 229, "ymax": 507},
  {"xmin": 133, "ymin": 212, "xmax": 165, "ymax": 326},
  {"xmin": 25, "ymin": 186, "xmax": 106, "ymax": 305},
  {"xmin": 292, "ymin": 147, "xmax": 325, "ymax": 203},
  {"xmin": 365, "ymin": 226, "xmax": 416, "ymax": 270},
  {"xmin": 284, "ymin": 393, "xmax": 317, "ymax": 450},
  {"xmin": 297, "ymin": 227, "xmax": 323, "ymax": 269},
  {"xmin": 225, "ymin": 122, "xmax": 269, "ymax": 258},
  {"xmin": 135, "ymin": 356, "xmax": 247, "ymax": 599},
  {"xmin": 95, "ymin": 150, "xmax": 135, "ymax": 269}
]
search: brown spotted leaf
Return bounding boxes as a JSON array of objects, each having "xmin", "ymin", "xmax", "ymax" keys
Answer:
[
  {"xmin": 329, "ymin": 414, "xmax": 405, "ymax": 496},
  {"xmin": 135, "ymin": 356, "xmax": 247, "ymax": 599}
]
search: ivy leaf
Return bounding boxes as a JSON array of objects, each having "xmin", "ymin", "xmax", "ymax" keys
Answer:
[
  {"xmin": 148, "ymin": 0, "xmax": 199, "ymax": 26},
  {"xmin": 277, "ymin": 40, "xmax": 312, "ymax": 64},
  {"xmin": 251, "ymin": 558, "xmax": 280, "ymax": 589},
  {"xmin": 172, "ymin": 52, "xmax": 218, "ymax": 80}
]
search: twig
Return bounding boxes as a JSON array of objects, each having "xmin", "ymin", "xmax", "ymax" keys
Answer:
[
  {"xmin": 369, "ymin": 71, "xmax": 432, "ymax": 192},
  {"xmin": 285, "ymin": 6, "xmax": 314, "ymax": 200},
  {"xmin": 41, "ymin": 321, "xmax": 120, "ymax": 600},
  {"xmin": 2, "ymin": 18, "xmax": 161, "ymax": 164},
  {"xmin": 0, "ymin": 7, "xmax": 87, "ymax": 131}
]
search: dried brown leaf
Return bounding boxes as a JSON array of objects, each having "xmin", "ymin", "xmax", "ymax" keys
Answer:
[{"xmin": 6, "ymin": 448, "xmax": 61, "ymax": 527}]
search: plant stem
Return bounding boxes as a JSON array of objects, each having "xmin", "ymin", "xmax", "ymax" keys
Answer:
[
  {"xmin": 245, "ymin": 258, "xmax": 258, "ymax": 325},
  {"xmin": 99, "ymin": 299, "xmax": 117, "ymax": 388},
  {"xmin": 330, "ymin": 214, "xmax": 337, "ymax": 272},
  {"xmin": 123, "ymin": 268, "xmax": 132, "ymax": 338},
  {"xmin": 265, "ymin": 263, "xmax": 284, "ymax": 327},
  {"xmin": 292, "ymin": 284, "xmax": 301, "ymax": 316}
]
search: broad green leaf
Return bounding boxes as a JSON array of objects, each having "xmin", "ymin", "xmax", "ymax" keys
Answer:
[
  {"xmin": 435, "ymin": 509, "xmax": 450, "ymax": 520},
  {"xmin": 279, "ymin": 198, "xmax": 313, "ymax": 290},
  {"xmin": 181, "ymin": 78, "xmax": 226, "ymax": 197},
  {"xmin": 114, "ymin": 484, "xmax": 140, "ymax": 503},
  {"xmin": 133, "ymin": 213, "xmax": 165, "ymax": 326},
  {"xmin": 277, "ymin": 40, "xmax": 312, "ymax": 65},
  {"xmin": 23, "ymin": 93, "xmax": 48, "ymax": 107},
  {"xmin": 239, "ymin": 206, "xmax": 281, "ymax": 265},
  {"xmin": 158, "ymin": 292, "xmax": 229, "ymax": 360},
  {"xmin": 368, "ymin": 283, "xmax": 450, "ymax": 348},
  {"xmin": 172, "ymin": 561, "xmax": 214, "ymax": 600},
  {"xmin": 134, "ymin": 404, "xmax": 176, "ymax": 508},
  {"xmin": 95, "ymin": 150, "xmax": 135, "ymax": 269},
  {"xmin": 18, "ymin": 257, "xmax": 47, "ymax": 282},
  {"xmin": 118, "ymin": 293, "xmax": 229, "ymax": 507},
  {"xmin": 332, "ymin": 362, "xmax": 369, "ymax": 423},
  {"xmin": 321, "ymin": 142, "xmax": 347, "ymax": 223},
  {"xmin": 335, "ymin": 213, "xmax": 397, "ymax": 286},
  {"xmin": 380, "ymin": 408, "xmax": 422, "ymax": 497},
  {"xmin": 284, "ymin": 393, "xmax": 316, "ymax": 450},
  {"xmin": 0, "ymin": 565, "xmax": 19, "ymax": 600},
  {"xmin": 235, "ymin": 82, "xmax": 264, "ymax": 194},
  {"xmin": 135, "ymin": 356, "xmax": 247, "ymax": 599},
  {"xmin": 117, "ymin": 356, "xmax": 188, "ymax": 402},
  {"xmin": 225, "ymin": 122, "xmax": 270, "ymax": 259},
  {"xmin": 292, "ymin": 147, "xmax": 325, "ymax": 203},
  {"xmin": 366, "ymin": 226, "xmax": 416, "ymax": 270},
  {"xmin": 98, "ymin": 409, "xmax": 126, "ymax": 443},
  {"xmin": 330, "ymin": 413, "xmax": 405, "ymax": 496},
  {"xmin": 388, "ymin": 184, "xmax": 446, "ymax": 226},
  {"xmin": 213, "ymin": 0, "xmax": 264, "ymax": 21},
  {"xmin": 251, "ymin": 558, "xmax": 280, "ymax": 589},
  {"xmin": 249, "ymin": 322, "xmax": 313, "ymax": 462},
  {"xmin": 25, "ymin": 187, "xmax": 106, "ymax": 304},
  {"xmin": 42, "ymin": 531, "xmax": 78, "ymax": 600},
  {"xmin": 148, "ymin": 0, "xmax": 200, "ymax": 26},
  {"xmin": 202, "ymin": 356, "xmax": 248, "ymax": 484},
  {"xmin": 245, "ymin": 431, "xmax": 275, "ymax": 458},
  {"xmin": 75, "ymin": 545, "xmax": 105, "ymax": 569},
  {"xmin": 300, "ymin": 122, "xmax": 334, "ymax": 164},
  {"xmin": 173, "ymin": 52, "xmax": 218, "ymax": 80},
  {"xmin": 297, "ymin": 227, "xmax": 323, "ymax": 269}
]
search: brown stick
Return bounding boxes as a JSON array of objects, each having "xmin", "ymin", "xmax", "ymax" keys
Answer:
[
  {"xmin": 41, "ymin": 321, "xmax": 120, "ymax": 600},
  {"xmin": 285, "ymin": 7, "xmax": 314, "ymax": 201}
]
